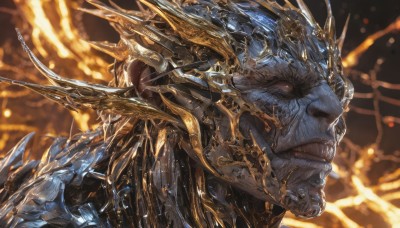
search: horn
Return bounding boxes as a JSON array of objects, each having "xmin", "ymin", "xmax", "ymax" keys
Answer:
[
  {"xmin": 324, "ymin": 0, "xmax": 336, "ymax": 41},
  {"xmin": 16, "ymin": 29, "xmax": 129, "ymax": 94},
  {"xmin": 139, "ymin": 0, "xmax": 237, "ymax": 62},
  {"xmin": 337, "ymin": 15, "xmax": 350, "ymax": 52},
  {"xmin": 88, "ymin": 41, "xmax": 128, "ymax": 61},
  {"xmin": 296, "ymin": 0, "xmax": 319, "ymax": 29}
]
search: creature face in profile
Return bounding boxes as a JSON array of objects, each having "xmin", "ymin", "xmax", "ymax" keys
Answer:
[
  {"xmin": 162, "ymin": 0, "xmax": 353, "ymax": 218},
  {"xmin": 0, "ymin": 0, "xmax": 353, "ymax": 227}
]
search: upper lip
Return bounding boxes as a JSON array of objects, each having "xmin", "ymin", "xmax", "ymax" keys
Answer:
[{"xmin": 280, "ymin": 142, "xmax": 335, "ymax": 163}]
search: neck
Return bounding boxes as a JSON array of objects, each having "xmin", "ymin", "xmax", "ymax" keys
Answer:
[{"xmin": 100, "ymin": 119, "xmax": 287, "ymax": 227}]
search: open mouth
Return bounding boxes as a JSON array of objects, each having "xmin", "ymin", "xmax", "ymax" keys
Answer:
[{"xmin": 278, "ymin": 142, "xmax": 335, "ymax": 163}]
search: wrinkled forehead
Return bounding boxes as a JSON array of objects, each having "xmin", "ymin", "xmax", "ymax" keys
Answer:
[
  {"xmin": 232, "ymin": 2, "xmax": 331, "ymax": 79},
  {"xmin": 180, "ymin": 0, "xmax": 349, "ymax": 99},
  {"xmin": 248, "ymin": 55, "xmax": 328, "ymax": 83}
]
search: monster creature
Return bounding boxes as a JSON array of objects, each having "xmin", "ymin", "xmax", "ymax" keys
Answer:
[{"xmin": 0, "ymin": 0, "xmax": 353, "ymax": 227}]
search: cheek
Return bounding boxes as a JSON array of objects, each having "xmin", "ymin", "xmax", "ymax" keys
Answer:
[
  {"xmin": 243, "ymin": 91, "xmax": 320, "ymax": 153},
  {"xmin": 244, "ymin": 91, "xmax": 304, "ymax": 127}
]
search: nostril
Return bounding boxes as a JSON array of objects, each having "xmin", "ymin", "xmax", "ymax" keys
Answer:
[
  {"xmin": 307, "ymin": 100, "xmax": 341, "ymax": 124},
  {"xmin": 306, "ymin": 83, "xmax": 344, "ymax": 124}
]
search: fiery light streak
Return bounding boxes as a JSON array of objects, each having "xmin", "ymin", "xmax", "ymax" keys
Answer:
[
  {"xmin": 0, "ymin": 124, "xmax": 37, "ymax": 132},
  {"xmin": 352, "ymin": 176, "xmax": 400, "ymax": 226},
  {"xmin": 324, "ymin": 203, "xmax": 360, "ymax": 228},
  {"xmin": 28, "ymin": 1, "xmax": 71, "ymax": 58},
  {"xmin": 0, "ymin": 89, "xmax": 30, "ymax": 98},
  {"xmin": 380, "ymin": 168, "xmax": 400, "ymax": 182},
  {"xmin": 70, "ymin": 110, "xmax": 91, "ymax": 131},
  {"xmin": 0, "ymin": 1, "xmax": 399, "ymax": 227},
  {"xmin": 342, "ymin": 17, "xmax": 400, "ymax": 68},
  {"xmin": 20, "ymin": 0, "xmax": 109, "ymax": 80},
  {"xmin": 282, "ymin": 218, "xmax": 323, "ymax": 228},
  {"xmin": 0, "ymin": 134, "xmax": 9, "ymax": 151},
  {"xmin": 382, "ymin": 192, "xmax": 400, "ymax": 201}
]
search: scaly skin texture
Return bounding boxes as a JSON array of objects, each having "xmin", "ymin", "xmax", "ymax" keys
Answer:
[{"xmin": 0, "ymin": 0, "xmax": 353, "ymax": 227}]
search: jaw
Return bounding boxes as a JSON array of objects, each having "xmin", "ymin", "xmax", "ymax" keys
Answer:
[
  {"xmin": 270, "ymin": 155, "xmax": 331, "ymax": 218},
  {"xmin": 205, "ymin": 132, "xmax": 332, "ymax": 218},
  {"xmin": 203, "ymin": 109, "xmax": 337, "ymax": 218},
  {"xmin": 238, "ymin": 118, "xmax": 333, "ymax": 218},
  {"xmin": 269, "ymin": 132, "xmax": 335, "ymax": 217}
]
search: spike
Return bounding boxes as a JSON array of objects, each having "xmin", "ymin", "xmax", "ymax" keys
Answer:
[
  {"xmin": 0, "ymin": 76, "xmax": 79, "ymax": 110},
  {"xmin": 84, "ymin": 0, "xmax": 181, "ymax": 54},
  {"xmin": 283, "ymin": 0, "xmax": 297, "ymax": 11},
  {"xmin": 337, "ymin": 15, "xmax": 350, "ymax": 52},
  {"xmin": 0, "ymin": 132, "xmax": 35, "ymax": 185},
  {"xmin": 296, "ymin": 0, "xmax": 319, "ymax": 28},
  {"xmin": 325, "ymin": 15, "xmax": 336, "ymax": 41},
  {"xmin": 324, "ymin": 18, "xmax": 336, "ymax": 43},
  {"xmin": 324, "ymin": 0, "xmax": 333, "ymax": 22},
  {"xmin": 160, "ymin": 94, "xmax": 223, "ymax": 179},
  {"xmin": 120, "ymin": 36, "xmax": 168, "ymax": 73},
  {"xmin": 139, "ymin": 0, "xmax": 237, "ymax": 63},
  {"xmin": 88, "ymin": 41, "xmax": 128, "ymax": 61},
  {"xmin": 110, "ymin": 21, "xmax": 181, "ymax": 54},
  {"xmin": 324, "ymin": 0, "xmax": 336, "ymax": 41},
  {"xmin": 108, "ymin": 0, "xmax": 132, "ymax": 14},
  {"xmin": 108, "ymin": 0, "xmax": 148, "ymax": 18},
  {"xmin": 15, "ymin": 29, "xmax": 128, "ymax": 94},
  {"xmin": 108, "ymin": 0, "xmax": 122, "ymax": 10},
  {"xmin": 86, "ymin": 0, "xmax": 143, "ymax": 25},
  {"xmin": 77, "ymin": 8, "xmax": 118, "ymax": 22},
  {"xmin": 0, "ymin": 76, "xmax": 178, "ymax": 122},
  {"xmin": 254, "ymin": 0, "xmax": 283, "ymax": 17}
]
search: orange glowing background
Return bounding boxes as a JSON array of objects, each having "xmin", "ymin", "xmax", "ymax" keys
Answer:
[{"xmin": 0, "ymin": 0, "xmax": 399, "ymax": 227}]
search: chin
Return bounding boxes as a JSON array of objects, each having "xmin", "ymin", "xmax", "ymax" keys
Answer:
[{"xmin": 270, "ymin": 149, "xmax": 333, "ymax": 218}]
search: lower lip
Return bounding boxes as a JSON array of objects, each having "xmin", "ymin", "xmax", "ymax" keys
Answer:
[
  {"xmin": 275, "ymin": 153, "xmax": 332, "ymax": 170},
  {"xmin": 293, "ymin": 158, "xmax": 331, "ymax": 170}
]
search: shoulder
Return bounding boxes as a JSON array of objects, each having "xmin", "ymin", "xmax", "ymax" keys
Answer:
[{"xmin": 0, "ymin": 131, "xmax": 108, "ymax": 227}]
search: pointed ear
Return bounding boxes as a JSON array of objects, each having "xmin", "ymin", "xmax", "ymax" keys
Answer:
[{"xmin": 127, "ymin": 60, "xmax": 154, "ymax": 99}]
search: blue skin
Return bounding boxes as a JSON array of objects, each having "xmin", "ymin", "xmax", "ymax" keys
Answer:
[{"xmin": 203, "ymin": 55, "xmax": 345, "ymax": 218}]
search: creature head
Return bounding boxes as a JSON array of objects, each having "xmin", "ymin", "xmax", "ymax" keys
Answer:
[
  {"xmin": 2, "ymin": 0, "xmax": 353, "ymax": 226},
  {"xmin": 95, "ymin": 0, "xmax": 352, "ymax": 219}
]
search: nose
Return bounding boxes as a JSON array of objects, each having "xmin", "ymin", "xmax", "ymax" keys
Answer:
[{"xmin": 307, "ymin": 83, "xmax": 343, "ymax": 125}]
